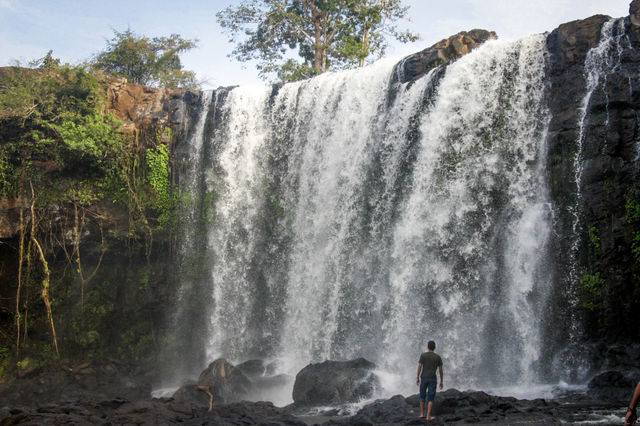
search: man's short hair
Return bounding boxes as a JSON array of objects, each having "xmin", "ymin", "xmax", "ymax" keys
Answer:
[{"xmin": 428, "ymin": 340, "xmax": 436, "ymax": 350}]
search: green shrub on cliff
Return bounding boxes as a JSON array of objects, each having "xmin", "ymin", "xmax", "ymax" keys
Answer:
[
  {"xmin": 145, "ymin": 143, "xmax": 175, "ymax": 228},
  {"xmin": 0, "ymin": 54, "xmax": 178, "ymax": 367},
  {"xmin": 626, "ymin": 192, "xmax": 640, "ymax": 264},
  {"xmin": 580, "ymin": 272, "xmax": 605, "ymax": 311}
]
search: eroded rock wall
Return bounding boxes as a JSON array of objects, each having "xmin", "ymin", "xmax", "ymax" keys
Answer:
[{"xmin": 545, "ymin": 11, "xmax": 640, "ymax": 345}]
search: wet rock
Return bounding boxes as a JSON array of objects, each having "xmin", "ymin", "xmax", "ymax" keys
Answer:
[
  {"xmin": 543, "ymin": 9, "xmax": 640, "ymax": 354},
  {"xmin": 587, "ymin": 370, "xmax": 636, "ymax": 402},
  {"xmin": 236, "ymin": 359, "xmax": 266, "ymax": 378},
  {"xmin": 292, "ymin": 358, "xmax": 380, "ymax": 406},
  {"xmin": 323, "ymin": 389, "xmax": 624, "ymax": 425},
  {"xmin": 172, "ymin": 380, "xmax": 211, "ymax": 407},
  {"xmin": 196, "ymin": 358, "xmax": 252, "ymax": 404}
]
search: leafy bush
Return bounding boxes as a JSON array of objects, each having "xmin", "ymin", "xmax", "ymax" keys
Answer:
[{"xmin": 581, "ymin": 272, "xmax": 605, "ymax": 311}]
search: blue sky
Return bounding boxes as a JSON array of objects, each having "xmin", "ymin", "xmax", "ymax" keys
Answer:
[{"xmin": 0, "ymin": 0, "xmax": 631, "ymax": 88}]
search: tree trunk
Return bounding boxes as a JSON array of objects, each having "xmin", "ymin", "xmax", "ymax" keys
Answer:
[
  {"xmin": 29, "ymin": 182, "xmax": 59, "ymax": 357},
  {"xmin": 15, "ymin": 167, "xmax": 27, "ymax": 355},
  {"xmin": 311, "ymin": 1, "xmax": 324, "ymax": 73},
  {"xmin": 360, "ymin": 27, "xmax": 370, "ymax": 67},
  {"xmin": 15, "ymin": 195, "xmax": 25, "ymax": 356}
]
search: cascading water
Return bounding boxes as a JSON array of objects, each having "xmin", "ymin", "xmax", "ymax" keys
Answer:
[
  {"xmin": 172, "ymin": 33, "xmax": 560, "ymax": 402},
  {"xmin": 574, "ymin": 18, "xmax": 630, "ymax": 241},
  {"xmin": 380, "ymin": 34, "xmax": 551, "ymax": 392}
]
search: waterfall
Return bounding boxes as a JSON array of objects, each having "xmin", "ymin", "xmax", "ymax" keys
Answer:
[
  {"xmin": 379, "ymin": 34, "xmax": 551, "ymax": 391},
  {"xmin": 173, "ymin": 34, "xmax": 556, "ymax": 399}
]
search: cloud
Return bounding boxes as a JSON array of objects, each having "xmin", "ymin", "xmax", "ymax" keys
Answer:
[{"xmin": 0, "ymin": 0, "xmax": 14, "ymax": 9}]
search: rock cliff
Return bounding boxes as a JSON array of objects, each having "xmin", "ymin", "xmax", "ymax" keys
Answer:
[
  {"xmin": 545, "ymin": 9, "xmax": 640, "ymax": 346},
  {"xmin": 106, "ymin": 77, "xmax": 185, "ymax": 134}
]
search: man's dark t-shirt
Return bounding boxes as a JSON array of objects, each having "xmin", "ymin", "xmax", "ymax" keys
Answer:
[{"xmin": 419, "ymin": 351, "xmax": 442, "ymax": 380}]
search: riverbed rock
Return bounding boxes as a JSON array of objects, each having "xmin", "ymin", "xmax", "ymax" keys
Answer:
[
  {"xmin": 0, "ymin": 361, "xmax": 153, "ymax": 409},
  {"xmin": 0, "ymin": 398, "xmax": 306, "ymax": 425},
  {"xmin": 291, "ymin": 358, "xmax": 380, "ymax": 406},
  {"xmin": 324, "ymin": 389, "xmax": 622, "ymax": 425}
]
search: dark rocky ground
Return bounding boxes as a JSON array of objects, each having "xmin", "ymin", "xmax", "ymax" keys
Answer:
[
  {"xmin": 0, "ymin": 362, "xmax": 633, "ymax": 425},
  {"xmin": 0, "ymin": 388, "xmax": 629, "ymax": 425}
]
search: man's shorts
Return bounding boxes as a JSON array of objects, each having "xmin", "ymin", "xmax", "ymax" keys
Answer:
[{"xmin": 419, "ymin": 378, "xmax": 437, "ymax": 402}]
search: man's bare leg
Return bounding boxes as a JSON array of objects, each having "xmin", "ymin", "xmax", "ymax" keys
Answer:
[
  {"xmin": 419, "ymin": 401, "xmax": 425, "ymax": 417},
  {"xmin": 196, "ymin": 385, "xmax": 214, "ymax": 412},
  {"xmin": 426, "ymin": 401, "xmax": 435, "ymax": 420}
]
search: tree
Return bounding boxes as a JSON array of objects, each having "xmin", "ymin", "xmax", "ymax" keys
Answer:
[
  {"xmin": 91, "ymin": 29, "xmax": 199, "ymax": 88},
  {"xmin": 340, "ymin": 0, "xmax": 419, "ymax": 68},
  {"xmin": 216, "ymin": 0, "xmax": 418, "ymax": 82}
]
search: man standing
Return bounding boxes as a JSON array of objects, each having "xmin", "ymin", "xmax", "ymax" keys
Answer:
[
  {"xmin": 416, "ymin": 340, "xmax": 443, "ymax": 420},
  {"xmin": 625, "ymin": 381, "xmax": 640, "ymax": 425}
]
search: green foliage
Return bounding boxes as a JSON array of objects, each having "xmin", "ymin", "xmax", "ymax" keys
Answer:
[
  {"xmin": 0, "ymin": 53, "xmax": 179, "ymax": 370},
  {"xmin": 581, "ymin": 272, "xmax": 605, "ymax": 311},
  {"xmin": 0, "ymin": 347, "xmax": 10, "ymax": 375},
  {"xmin": 274, "ymin": 59, "xmax": 319, "ymax": 83},
  {"xmin": 217, "ymin": 0, "xmax": 418, "ymax": 82},
  {"xmin": 146, "ymin": 144, "xmax": 170, "ymax": 196},
  {"xmin": 118, "ymin": 329, "xmax": 154, "ymax": 362},
  {"xmin": 91, "ymin": 28, "xmax": 198, "ymax": 88},
  {"xmin": 626, "ymin": 192, "xmax": 640, "ymax": 263},
  {"xmin": 589, "ymin": 226, "xmax": 600, "ymax": 250}
]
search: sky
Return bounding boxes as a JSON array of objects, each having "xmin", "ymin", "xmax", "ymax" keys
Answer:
[{"xmin": 0, "ymin": 0, "xmax": 632, "ymax": 88}]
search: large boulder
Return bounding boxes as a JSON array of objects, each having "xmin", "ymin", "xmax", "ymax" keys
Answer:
[
  {"xmin": 236, "ymin": 359, "xmax": 267, "ymax": 378},
  {"xmin": 236, "ymin": 359, "xmax": 292, "ymax": 399},
  {"xmin": 196, "ymin": 358, "xmax": 252, "ymax": 404},
  {"xmin": 395, "ymin": 29, "xmax": 497, "ymax": 83},
  {"xmin": 292, "ymin": 358, "xmax": 380, "ymax": 406},
  {"xmin": 587, "ymin": 370, "xmax": 637, "ymax": 402},
  {"xmin": 171, "ymin": 380, "xmax": 211, "ymax": 407},
  {"xmin": 172, "ymin": 358, "xmax": 252, "ymax": 407},
  {"xmin": 172, "ymin": 359, "xmax": 293, "ymax": 407}
]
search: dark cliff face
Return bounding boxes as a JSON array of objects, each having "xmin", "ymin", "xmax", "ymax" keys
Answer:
[{"xmin": 545, "ymin": 11, "xmax": 640, "ymax": 347}]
